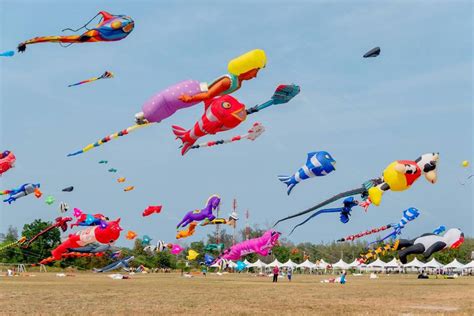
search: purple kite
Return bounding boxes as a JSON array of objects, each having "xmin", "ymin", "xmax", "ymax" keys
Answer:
[{"xmin": 176, "ymin": 195, "xmax": 220, "ymax": 229}]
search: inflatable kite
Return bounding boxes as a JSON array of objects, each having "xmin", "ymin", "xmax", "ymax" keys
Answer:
[
  {"xmin": 108, "ymin": 168, "xmax": 117, "ymax": 173},
  {"xmin": 363, "ymin": 47, "xmax": 381, "ymax": 58},
  {"xmin": 204, "ymin": 254, "xmax": 215, "ymax": 266},
  {"xmin": 337, "ymin": 207, "xmax": 420, "ymax": 243},
  {"xmin": 170, "ymin": 244, "xmax": 184, "ymax": 255},
  {"xmin": 141, "ymin": 235, "xmax": 152, "ymax": 246},
  {"xmin": 117, "ymin": 177, "xmax": 126, "ymax": 183},
  {"xmin": 45, "ymin": 195, "xmax": 55, "ymax": 205},
  {"xmin": 289, "ymin": 197, "xmax": 360, "ymax": 235},
  {"xmin": 68, "ymin": 243, "xmax": 112, "ymax": 254},
  {"xmin": 1, "ymin": 183, "xmax": 42, "ymax": 204},
  {"xmin": 173, "ymin": 84, "xmax": 300, "ymax": 155},
  {"xmin": 49, "ymin": 218, "xmax": 122, "ymax": 260},
  {"xmin": 22, "ymin": 217, "xmax": 72, "ymax": 248},
  {"xmin": 396, "ymin": 228, "xmax": 464, "ymax": 264},
  {"xmin": 68, "ymin": 71, "xmax": 114, "ymax": 87},
  {"xmin": 0, "ymin": 51, "xmax": 14, "ymax": 57},
  {"xmin": 94, "ymin": 256, "xmax": 134, "ymax": 273},
  {"xmin": 176, "ymin": 222, "xmax": 197, "ymax": 239},
  {"xmin": 59, "ymin": 202, "xmax": 69, "ymax": 213},
  {"xmin": 123, "ymin": 186, "xmax": 134, "ymax": 192},
  {"xmin": 278, "ymin": 151, "xmax": 336, "ymax": 195},
  {"xmin": 189, "ymin": 122, "xmax": 265, "ymax": 151},
  {"xmin": 144, "ymin": 241, "xmax": 168, "ymax": 254},
  {"xmin": 62, "ymin": 186, "xmax": 74, "ymax": 192},
  {"xmin": 274, "ymin": 153, "xmax": 439, "ymax": 226},
  {"xmin": 125, "ymin": 230, "xmax": 137, "ymax": 240},
  {"xmin": 99, "ymin": 160, "xmax": 108, "ymax": 164},
  {"xmin": 71, "ymin": 212, "xmax": 108, "ymax": 228},
  {"xmin": 177, "ymin": 195, "xmax": 221, "ymax": 229},
  {"xmin": 18, "ymin": 11, "xmax": 134, "ymax": 52},
  {"xmin": 204, "ymin": 243, "xmax": 224, "ymax": 252},
  {"xmin": 0, "ymin": 150, "xmax": 16, "ymax": 176},
  {"xmin": 67, "ymin": 49, "xmax": 266, "ymax": 156},
  {"xmin": 187, "ymin": 250, "xmax": 199, "ymax": 261},
  {"xmin": 236, "ymin": 261, "xmax": 247, "ymax": 271},
  {"xmin": 142, "ymin": 205, "xmax": 162, "ymax": 217},
  {"xmin": 216, "ymin": 230, "xmax": 281, "ymax": 261}
]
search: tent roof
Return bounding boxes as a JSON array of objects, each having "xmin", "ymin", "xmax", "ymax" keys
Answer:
[
  {"xmin": 463, "ymin": 260, "xmax": 474, "ymax": 269},
  {"xmin": 403, "ymin": 257, "xmax": 424, "ymax": 268},
  {"xmin": 332, "ymin": 259, "xmax": 350, "ymax": 269},
  {"xmin": 227, "ymin": 261, "xmax": 237, "ymax": 268},
  {"xmin": 248, "ymin": 259, "xmax": 267, "ymax": 268},
  {"xmin": 266, "ymin": 259, "xmax": 283, "ymax": 267},
  {"xmin": 422, "ymin": 258, "xmax": 443, "ymax": 268},
  {"xmin": 282, "ymin": 259, "xmax": 298, "ymax": 268},
  {"xmin": 384, "ymin": 258, "xmax": 402, "ymax": 267},
  {"xmin": 243, "ymin": 259, "xmax": 251, "ymax": 265},
  {"xmin": 444, "ymin": 259, "xmax": 464, "ymax": 269},
  {"xmin": 367, "ymin": 258, "xmax": 386, "ymax": 267},
  {"xmin": 316, "ymin": 259, "xmax": 330, "ymax": 269},
  {"xmin": 297, "ymin": 259, "xmax": 315, "ymax": 268}
]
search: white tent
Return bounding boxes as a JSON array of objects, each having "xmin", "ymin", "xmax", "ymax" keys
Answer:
[
  {"xmin": 422, "ymin": 258, "xmax": 443, "ymax": 269},
  {"xmin": 316, "ymin": 259, "xmax": 330, "ymax": 269},
  {"xmin": 248, "ymin": 259, "xmax": 267, "ymax": 269},
  {"xmin": 349, "ymin": 259, "xmax": 366, "ymax": 269},
  {"xmin": 210, "ymin": 262, "xmax": 221, "ymax": 268},
  {"xmin": 384, "ymin": 258, "xmax": 402, "ymax": 268},
  {"xmin": 227, "ymin": 261, "xmax": 237, "ymax": 268},
  {"xmin": 266, "ymin": 259, "xmax": 283, "ymax": 268},
  {"xmin": 367, "ymin": 258, "xmax": 386, "ymax": 269},
  {"xmin": 243, "ymin": 259, "xmax": 251, "ymax": 266},
  {"xmin": 332, "ymin": 259, "xmax": 350, "ymax": 270},
  {"xmin": 297, "ymin": 259, "xmax": 316, "ymax": 269},
  {"xmin": 462, "ymin": 260, "xmax": 474, "ymax": 270},
  {"xmin": 444, "ymin": 259, "xmax": 464, "ymax": 270},
  {"xmin": 403, "ymin": 257, "xmax": 424, "ymax": 269},
  {"xmin": 282, "ymin": 259, "xmax": 298, "ymax": 268}
]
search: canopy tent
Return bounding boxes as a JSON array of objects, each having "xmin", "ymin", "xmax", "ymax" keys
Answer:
[
  {"xmin": 248, "ymin": 259, "xmax": 267, "ymax": 269},
  {"xmin": 332, "ymin": 259, "xmax": 350, "ymax": 270},
  {"xmin": 266, "ymin": 259, "xmax": 283, "ymax": 268},
  {"xmin": 227, "ymin": 261, "xmax": 237, "ymax": 268},
  {"xmin": 349, "ymin": 259, "xmax": 366, "ymax": 269},
  {"xmin": 403, "ymin": 257, "xmax": 424, "ymax": 269},
  {"xmin": 367, "ymin": 258, "xmax": 386, "ymax": 269},
  {"xmin": 315, "ymin": 259, "xmax": 330, "ymax": 269},
  {"xmin": 282, "ymin": 259, "xmax": 298, "ymax": 268},
  {"xmin": 243, "ymin": 259, "xmax": 251, "ymax": 266},
  {"xmin": 444, "ymin": 259, "xmax": 464, "ymax": 270},
  {"xmin": 384, "ymin": 258, "xmax": 402, "ymax": 268},
  {"xmin": 422, "ymin": 258, "xmax": 443, "ymax": 269},
  {"xmin": 210, "ymin": 262, "xmax": 221, "ymax": 268},
  {"xmin": 297, "ymin": 259, "xmax": 316, "ymax": 269},
  {"xmin": 462, "ymin": 260, "xmax": 474, "ymax": 270}
]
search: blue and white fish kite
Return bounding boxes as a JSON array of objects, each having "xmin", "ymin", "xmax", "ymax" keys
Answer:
[{"xmin": 278, "ymin": 151, "xmax": 336, "ymax": 195}]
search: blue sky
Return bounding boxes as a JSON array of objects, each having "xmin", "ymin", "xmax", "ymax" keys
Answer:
[{"xmin": 0, "ymin": 0, "xmax": 472, "ymax": 248}]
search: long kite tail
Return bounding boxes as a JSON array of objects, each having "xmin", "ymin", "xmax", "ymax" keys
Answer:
[
  {"xmin": 358, "ymin": 239, "xmax": 400, "ymax": 263},
  {"xmin": 289, "ymin": 208, "xmax": 342, "ymax": 235},
  {"xmin": 0, "ymin": 237, "xmax": 26, "ymax": 252},
  {"xmin": 273, "ymin": 187, "xmax": 367, "ymax": 228},
  {"xmin": 67, "ymin": 123, "xmax": 153, "ymax": 157},
  {"xmin": 338, "ymin": 224, "xmax": 392, "ymax": 242},
  {"xmin": 190, "ymin": 122, "xmax": 265, "ymax": 150},
  {"xmin": 18, "ymin": 35, "xmax": 83, "ymax": 52},
  {"xmin": 68, "ymin": 71, "xmax": 114, "ymax": 87}
]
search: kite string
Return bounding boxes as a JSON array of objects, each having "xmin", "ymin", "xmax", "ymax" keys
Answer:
[{"xmin": 61, "ymin": 12, "xmax": 101, "ymax": 32}]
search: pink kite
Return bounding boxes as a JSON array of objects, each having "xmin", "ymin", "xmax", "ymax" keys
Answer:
[
  {"xmin": 218, "ymin": 230, "xmax": 280, "ymax": 261},
  {"xmin": 170, "ymin": 244, "xmax": 184, "ymax": 255}
]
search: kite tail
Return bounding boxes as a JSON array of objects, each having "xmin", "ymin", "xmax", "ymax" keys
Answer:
[
  {"xmin": 278, "ymin": 175, "xmax": 297, "ymax": 195},
  {"xmin": 67, "ymin": 123, "xmax": 152, "ymax": 157},
  {"xmin": 172, "ymin": 125, "xmax": 195, "ymax": 155},
  {"xmin": 18, "ymin": 35, "xmax": 82, "ymax": 52}
]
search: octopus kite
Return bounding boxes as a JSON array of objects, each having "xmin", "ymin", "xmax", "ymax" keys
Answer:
[{"xmin": 18, "ymin": 11, "xmax": 134, "ymax": 52}]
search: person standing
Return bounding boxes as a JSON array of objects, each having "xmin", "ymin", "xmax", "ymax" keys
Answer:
[
  {"xmin": 287, "ymin": 267, "xmax": 293, "ymax": 282},
  {"xmin": 273, "ymin": 265, "xmax": 279, "ymax": 283}
]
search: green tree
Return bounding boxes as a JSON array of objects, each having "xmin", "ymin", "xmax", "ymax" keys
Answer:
[{"xmin": 21, "ymin": 219, "xmax": 61, "ymax": 263}]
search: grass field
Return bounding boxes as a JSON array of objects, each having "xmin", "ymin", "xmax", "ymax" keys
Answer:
[{"xmin": 1, "ymin": 272, "xmax": 473, "ymax": 315}]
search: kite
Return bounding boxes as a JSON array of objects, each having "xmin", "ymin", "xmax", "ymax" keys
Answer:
[
  {"xmin": 204, "ymin": 243, "xmax": 224, "ymax": 252},
  {"xmin": 0, "ymin": 150, "xmax": 16, "ymax": 176},
  {"xmin": 67, "ymin": 49, "xmax": 266, "ymax": 156},
  {"xmin": 337, "ymin": 207, "xmax": 420, "ymax": 243},
  {"xmin": 201, "ymin": 212, "xmax": 238, "ymax": 228},
  {"xmin": 62, "ymin": 186, "xmax": 74, "ymax": 192},
  {"xmin": 187, "ymin": 250, "xmax": 199, "ymax": 261},
  {"xmin": 124, "ymin": 186, "xmax": 134, "ymax": 192},
  {"xmin": 142, "ymin": 205, "xmax": 162, "ymax": 217},
  {"xmin": 22, "ymin": 217, "xmax": 72, "ymax": 248},
  {"xmin": 1, "ymin": 183, "xmax": 42, "ymax": 204},
  {"xmin": 189, "ymin": 122, "xmax": 265, "ymax": 151},
  {"xmin": 236, "ymin": 261, "xmax": 247, "ymax": 271},
  {"xmin": 176, "ymin": 222, "xmax": 197, "ymax": 240},
  {"xmin": 173, "ymin": 84, "xmax": 300, "ymax": 155},
  {"xmin": 363, "ymin": 47, "xmax": 381, "ymax": 58},
  {"xmin": 433, "ymin": 225, "xmax": 446, "ymax": 235},
  {"xmin": 59, "ymin": 202, "xmax": 69, "ymax": 213},
  {"xmin": 68, "ymin": 71, "xmax": 114, "ymax": 87},
  {"xmin": 68, "ymin": 244, "xmax": 112, "ymax": 253},
  {"xmin": 141, "ymin": 235, "xmax": 152, "ymax": 246},
  {"xmin": 460, "ymin": 160, "xmax": 472, "ymax": 185},
  {"xmin": 203, "ymin": 254, "xmax": 215, "ymax": 266},
  {"xmin": 73, "ymin": 207, "xmax": 83, "ymax": 218},
  {"xmin": 143, "ymin": 241, "xmax": 168, "ymax": 254},
  {"xmin": 49, "ymin": 218, "xmax": 122, "ymax": 260},
  {"xmin": 274, "ymin": 153, "xmax": 439, "ymax": 226},
  {"xmin": 99, "ymin": 160, "xmax": 108, "ymax": 164},
  {"xmin": 177, "ymin": 195, "xmax": 220, "ymax": 229},
  {"xmin": 117, "ymin": 177, "xmax": 126, "ymax": 183},
  {"xmin": 462, "ymin": 160, "xmax": 469, "ymax": 167},
  {"xmin": 278, "ymin": 151, "xmax": 336, "ymax": 195},
  {"xmin": 70, "ymin": 212, "xmax": 108, "ymax": 228},
  {"xmin": 45, "ymin": 195, "xmax": 55, "ymax": 205},
  {"xmin": 108, "ymin": 168, "xmax": 117, "ymax": 173},
  {"xmin": 289, "ymin": 197, "xmax": 360, "ymax": 235},
  {"xmin": 94, "ymin": 256, "xmax": 134, "ymax": 273},
  {"xmin": 0, "ymin": 51, "xmax": 14, "ymax": 57},
  {"xmin": 17, "ymin": 11, "xmax": 134, "ymax": 52},
  {"xmin": 170, "ymin": 244, "xmax": 184, "ymax": 255},
  {"xmin": 0, "ymin": 237, "xmax": 26, "ymax": 252},
  {"xmin": 125, "ymin": 230, "xmax": 137, "ymax": 240},
  {"xmin": 40, "ymin": 252, "xmax": 104, "ymax": 265},
  {"xmin": 216, "ymin": 230, "xmax": 281, "ymax": 261}
]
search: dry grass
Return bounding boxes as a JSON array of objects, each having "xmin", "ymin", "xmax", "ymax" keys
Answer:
[{"xmin": 0, "ymin": 272, "xmax": 473, "ymax": 315}]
